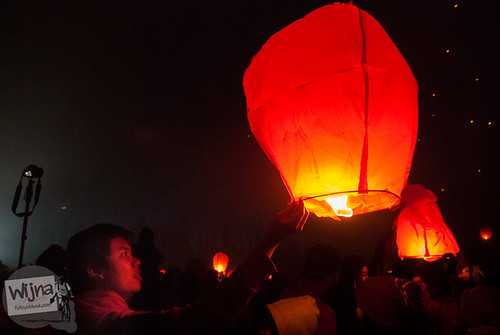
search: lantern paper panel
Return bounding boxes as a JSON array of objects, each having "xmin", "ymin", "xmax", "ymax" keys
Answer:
[
  {"xmin": 213, "ymin": 252, "xmax": 229, "ymax": 273},
  {"xmin": 244, "ymin": 3, "xmax": 418, "ymax": 220},
  {"xmin": 395, "ymin": 185, "xmax": 460, "ymax": 262},
  {"xmin": 480, "ymin": 226, "xmax": 492, "ymax": 240}
]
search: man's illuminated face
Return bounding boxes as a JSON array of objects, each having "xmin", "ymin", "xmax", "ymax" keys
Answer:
[
  {"xmin": 360, "ymin": 266, "xmax": 369, "ymax": 282},
  {"xmin": 101, "ymin": 237, "xmax": 142, "ymax": 300}
]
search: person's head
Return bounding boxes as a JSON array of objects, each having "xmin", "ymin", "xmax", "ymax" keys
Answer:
[
  {"xmin": 138, "ymin": 226, "xmax": 154, "ymax": 243},
  {"xmin": 301, "ymin": 244, "xmax": 340, "ymax": 282},
  {"xmin": 35, "ymin": 244, "xmax": 66, "ymax": 276},
  {"xmin": 338, "ymin": 254, "xmax": 368, "ymax": 287},
  {"xmin": 355, "ymin": 276, "xmax": 425, "ymax": 333},
  {"xmin": 360, "ymin": 265, "xmax": 369, "ymax": 283},
  {"xmin": 66, "ymin": 223, "xmax": 142, "ymax": 300}
]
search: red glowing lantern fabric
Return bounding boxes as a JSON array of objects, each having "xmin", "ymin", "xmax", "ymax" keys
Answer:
[
  {"xmin": 395, "ymin": 185, "xmax": 460, "ymax": 262},
  {"xmin": 243, "ymin": 3, "xmax": 418, "ymax": 219},
  {"xmin": 480, "ymin": 226, "xmax": 492, "ymax": 240},
  {"xmin": 212, "ymin": 252, "xmax": 229, "ymax": 273}
]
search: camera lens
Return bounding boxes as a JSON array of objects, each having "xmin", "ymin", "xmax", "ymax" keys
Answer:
[{"xmin": 23, "ymin": 165, "xmax": 43, "ymax": 178}]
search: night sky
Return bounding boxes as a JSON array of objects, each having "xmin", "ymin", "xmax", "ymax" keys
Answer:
[{"xmin": 1, "ymin": 1, "xmax": 498, "ymax": 278}]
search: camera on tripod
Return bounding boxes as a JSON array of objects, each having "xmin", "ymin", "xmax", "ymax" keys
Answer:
[{"xmin": 23, "ymin": 165, "xmax": 44, "ymax": 178}]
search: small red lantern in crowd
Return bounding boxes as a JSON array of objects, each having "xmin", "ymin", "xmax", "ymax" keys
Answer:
[
  {"xmin": 244, "ymin": 2, "xmax": 418, "ymax": 220},
  {"xmin": 480, "ymin": 226, "xmax": 492, "ymax": 240},
  {"xmin": 212, "ymin": 252, "xmax": 229, "ymax": 274},
  {"xmin": 395, "ymin": 185, "xmax": 460, "ymax": 262}
]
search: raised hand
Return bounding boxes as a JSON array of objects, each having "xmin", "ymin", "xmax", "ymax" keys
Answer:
[{"xmin": 261, "ymin": 200, "xmax": 309, "ymax": 257}]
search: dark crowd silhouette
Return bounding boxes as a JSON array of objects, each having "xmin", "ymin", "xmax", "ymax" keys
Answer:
[{"xmin": 1, "ymin": 202, "xmax": 499, "ymax": 335}]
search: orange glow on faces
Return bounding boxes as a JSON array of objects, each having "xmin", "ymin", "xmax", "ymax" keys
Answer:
[
  {"xmin": 326, "ymin": 195, "xmax": 353, "ymax": 217},
  {"xmin": 480, "ymin": 226, "xmax": 492, "ymax": 240}
]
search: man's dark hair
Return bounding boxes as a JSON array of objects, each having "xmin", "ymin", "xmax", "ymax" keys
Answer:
[
  {"xmin": 301, "ymin": 244, "xmax": 340, "ymax": 281},
  {"xmin": 66, "ymin": 223, "xmax": 133, "ymax": 293}
]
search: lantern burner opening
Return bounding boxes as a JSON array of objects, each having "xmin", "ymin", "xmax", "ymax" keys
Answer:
[{"xmin": 326, "ymin": 195, "xmax": 353, "ymax": 217}]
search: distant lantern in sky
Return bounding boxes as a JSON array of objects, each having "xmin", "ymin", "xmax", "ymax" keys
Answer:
[
  {"xmin": 243, "ymin": 3, "xmax": 418, "ymax": 219},
  {"xmin": 212, "ymin": 252, "xmax": 229, "ymax": 273},
  {"xmin": 480, "ymin": 226, "xmax": 492, "ymax": 240},
  {"xmin": 395, "ymin": 185, "xmax": 460, "ymax": 262}
]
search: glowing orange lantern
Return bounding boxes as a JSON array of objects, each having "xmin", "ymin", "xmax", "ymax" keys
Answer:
[
  {"xmin": 212, "ymin": 252, "xmax": 229, "ymax": 273},
  {"xmin": 243, "ymin": 3, "xmax": 418, "ymax": 220},
  {"xmin": 480, "ymin": 226, "xmax": 492, "ymax": 240},
  {"xmin": 395, "ymin": 185, "xmax": 460, "ymax": 262}
]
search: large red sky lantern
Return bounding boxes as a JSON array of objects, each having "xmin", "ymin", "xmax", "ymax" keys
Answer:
[
  {"xmin": 395, "ymin": 185, "xmax": 460, "ymax": 262},
  {"xmin": 243, "ymin": 3, "xmax": 418, "ymax": 220}
]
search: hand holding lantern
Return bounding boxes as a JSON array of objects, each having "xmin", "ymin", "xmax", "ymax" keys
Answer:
[{"xmin": 261, "ymin": 200, "xmax": 309, "ymax": 257}]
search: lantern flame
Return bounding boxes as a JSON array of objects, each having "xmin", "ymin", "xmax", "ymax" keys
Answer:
[
  {"xmin": 326, "ymin": 195, "xmax": 353, "ymax": 217},
  {"xmin": 480, "ymin": 226, "xmax": 492, "ymax": 240}
]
